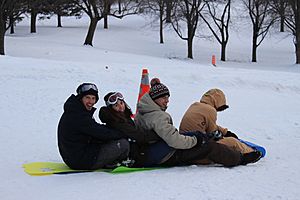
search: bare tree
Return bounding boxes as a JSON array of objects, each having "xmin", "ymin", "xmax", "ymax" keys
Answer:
[
  {"xmin": 143, "ymin": 0, "xmax": 165, "ymax": 43},
  {"xmin": 104, "ymin": 0, "xmax": 140, "ymax": 29},
  {"xmin": 0, "ymin": 0, "xmax": 25, "ymax": 55},
  {"xmin": 243, "ymin": 0, "xmax": 276, "ymax": 62},
  {"xmin": 285, "ymin": 0, "xmax": 300, "ymax": 64},
  {"xmin": 42, "ymin": 0, "xmax": 80, "ymax": 28},
  {"xmin": 164, "ymin": 0, "xmax": 175, "ymax": 23},
  {"xmin": 73, "ymin": 0, "xmax": 139, "ymax": 46},
  {"xmin": 270, "ymin": 0, "xmax": 288, "ymax": 32},
  {"xmin": 27, "ymin": 0, "xmax": 48, "ymax": 33},
  {"xmin": 200, "ymin": 0, "xmax": 231, "ymax": 61},
  {"xmin": 171, "ymin": 0, "xmax": 204, "ymax": 59}
]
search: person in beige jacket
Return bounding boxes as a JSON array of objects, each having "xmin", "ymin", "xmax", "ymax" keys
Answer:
[
  {"xmin": 179, "ymin": 88, "xmax": 256, "ymax": 155},
  {"xmin": 135, "ymin": 80, "xmax": 261, "ymax": 167}
]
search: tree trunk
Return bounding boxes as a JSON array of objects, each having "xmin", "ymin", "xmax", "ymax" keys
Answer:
[
  {"xmin": 165, "ymin": 0, "xmax": 172, "ymax": 23},
  {"xmin": 221, "ymin": 42, "xmax": 226, "ymax": 61},
  {"xmin": 295, "ymin": 0, "xmax": 300, "ymax": 64},
  {"xmin": 187, "ymin": 37, "xmax": 193, "ymax": 59},
  {"xmin": 104, "ymin": 15, "xmax": 108, "ymax": 29},
  {"xmin": 103, "ymin": 1, "xmax": 110, "ymax": 29},
  {"xmin": 0, "ymin": 21, "xmax": 5, "ymax": 55},
  {"xmin": 159, "ymin": 5, "xmax": 164, "ymax": 44},
  {"xmin": 118, "ymin": 0, "xmax": 121, "ymax": 14},
  {"xmin": 279, "ymin": 0, "xmax": 285, "ymax": 32},
  {"xmin": 30, "ymin": 10, "xmax": 37, "ymax": 33},
  {"xmin": 280, "ymin": 15, "xmax": 285, "ymax": 32},
  {"xmin": 10, "ymin": 24, "xmax": 14, "ymax": 34},
  {"xmin": 84, "ymin": 18, "xmax": 98, "ymax": 46},
  {"xmin": 9, "ymin": 15, "xmax": 14, "ymax": 34},
  {"xmin": 252, "ymin": 34, "xmax": 257, "ymax": 62},
  {"xmin": 57, "ymin": 14, "xmax": 62, "ymax": 27},
  {"xmin": 296, "ymin": 42, "xmax": 300, "ymax": 64}
]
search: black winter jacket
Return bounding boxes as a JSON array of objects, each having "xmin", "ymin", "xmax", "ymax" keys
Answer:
[{"xmin": 57, "ymin": 94, "xmax": 123, "ymax": 170}]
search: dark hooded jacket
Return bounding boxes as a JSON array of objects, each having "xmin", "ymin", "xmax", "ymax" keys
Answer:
[
  {"xmin": 99, "ymin": 104, "xmax": 162, "ymax": 166},
  {"xmin": 57, "ymin": 94, "xmax": 123, "ymax": 170},
  {"xmin": 99, "ymin": 105, "xmax": 160, "ymax": 144}
]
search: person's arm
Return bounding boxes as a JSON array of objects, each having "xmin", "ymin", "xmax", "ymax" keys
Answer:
[
  {"xmin": 206, "ymin": 108, "xmax": 228, "ymax": 135},
  {"xmin": 152, "ymin": 112, "xmax": 197, "ymax": 149},
  {"xmin": 80, "ymin": 117, "xmax": 123, "ymax": 141}
]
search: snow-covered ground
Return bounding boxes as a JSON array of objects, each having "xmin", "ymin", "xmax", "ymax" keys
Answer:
[{"xmin": 1, "ymin": 11, "xmax": 300, "ymax": 200}]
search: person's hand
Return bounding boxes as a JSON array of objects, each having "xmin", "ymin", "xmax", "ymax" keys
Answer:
[
  {"xmin": 224, "ymin": 130, "xmax": 238, "ymax": 139},
  {"xmin": 207, "ymin": 130, "xmax": 223, "ymax": 141},
  {"xmin": 194, "ymin": 132, "xmax": 210, "ymax": 146}
]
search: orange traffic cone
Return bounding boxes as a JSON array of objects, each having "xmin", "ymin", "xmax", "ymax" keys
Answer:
[
  {"xmin": 137, "ymin": 68, "xmax": 150, "ymax": 102},
  {"xmin": 133, "ymin": 68, "xmax": 150, "ymax": 117},
  {"xmin": 212, "ymin": 55, "xmax": 216, "ymax": 67}
]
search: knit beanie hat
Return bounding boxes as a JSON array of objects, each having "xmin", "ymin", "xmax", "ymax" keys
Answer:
[
  {"xmin": 76, "ymin": 83, "xmax": 99, "ymax": 103},
  {"xmin": 149, "ymin": 78, "xmax": 170, "ymax": 100}
]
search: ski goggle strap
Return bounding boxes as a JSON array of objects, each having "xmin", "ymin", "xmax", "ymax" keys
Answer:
[
  {"xmin": 106, "ymin": 92, "xmax": 124, "ymax": 106},
  {"xmin": 77, "ymin": 83, "xmax": 98, "ymax": 94}
]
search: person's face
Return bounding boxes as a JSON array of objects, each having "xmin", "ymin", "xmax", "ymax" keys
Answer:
[
  {"xmin": 112, "ymin": 99, "xmax": 126, "ymax": 112},
  {"xmin": 81, "ymin": 95, "xmax": 96, "ymax": 111},
  {"xmin": 154, "ymin": 95, "xmax": 169, "ymax": 111}
]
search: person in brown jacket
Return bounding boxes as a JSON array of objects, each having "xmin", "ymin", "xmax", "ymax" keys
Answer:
[
  {"xmin": 135, "ymin": 80, "xmax": 262, "ymax": 167},
  {"xmin": 179, "ymin": 88, "xmax": 262, "ymax": 164}
]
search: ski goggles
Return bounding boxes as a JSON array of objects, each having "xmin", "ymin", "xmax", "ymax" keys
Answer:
[
  {"xmin": 106, "ymin": 92, "xmax": 124, "ymax": 106},
  {"xmin": 77, "ymin": 83, "xmax": 98, "ymax": 94}
]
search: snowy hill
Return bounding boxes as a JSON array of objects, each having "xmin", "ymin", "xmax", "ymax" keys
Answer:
[{"xmin": 1, "ymin": 14, "xmax": 300, "ymax": 200}]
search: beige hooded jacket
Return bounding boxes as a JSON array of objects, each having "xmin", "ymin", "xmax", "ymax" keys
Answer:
[
  {"xmin": 134, "ymin": 93, "xmax": 197, "ymax": 149},
  {"xmin": 179, "ymin": 88, "xmax": 228, "ymax": 135}
]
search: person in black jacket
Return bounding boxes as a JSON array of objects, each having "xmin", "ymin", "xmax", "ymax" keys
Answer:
[{"xmin": 57, "ymin": 83, "xmax": 130, "ymax": 170}]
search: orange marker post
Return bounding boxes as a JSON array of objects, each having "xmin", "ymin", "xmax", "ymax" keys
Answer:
[{"xmin": 212, "ymin": 55, "xmax": 216, "ymax": 67}]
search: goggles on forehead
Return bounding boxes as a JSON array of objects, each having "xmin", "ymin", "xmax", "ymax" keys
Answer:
[
  {"xmin": 106, "ymin": 92, "xmax": 124, "ymax": 106},
  {"xmin": 77, "ymin": 83, "xmax": 98, "ymax": 94}
]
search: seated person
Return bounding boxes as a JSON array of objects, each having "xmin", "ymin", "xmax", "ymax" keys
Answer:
[
  {"xmin": 179, "ymin": 88, "xmax": 262, "ymax": 164},
  {"xmin": 57, "ymin": 83, "xmax": 130, "ymax": 170},
  {"xmin": 134, "ymin": 79, "xmax": 260, "ymax": 167}
]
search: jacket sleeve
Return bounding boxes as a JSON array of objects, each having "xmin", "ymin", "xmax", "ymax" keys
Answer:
[
  {"xmin": 108, "ymin": 121, "xmax": 160, "ymax": 144},
  {"xmin": 152, "ymin": 111, "xmax": 197, "ymax": 149},
  {"xmin": 80, "ymin": 117, "xmax": 123, "ymax": 141},
  {"xmin": 206, "ymin": 108, "xmax": 228, "ymax": 135}
]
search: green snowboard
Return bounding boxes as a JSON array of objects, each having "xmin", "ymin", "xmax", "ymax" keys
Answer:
[{"xmin": 23, "ymin": 162, "xmax": 161, "ymax": 176}]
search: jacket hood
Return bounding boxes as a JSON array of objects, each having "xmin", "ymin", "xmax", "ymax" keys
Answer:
[
  {"xmin": 63, "ymin": 94, "xmax": 96, "ymax": 115},
  {"xmin": 200, "ymin": 89, "xmax": 228, "ymax": 110},
  {"xmin": 137, "ymin": 93, "xmax": 162, "ymax": 114}
]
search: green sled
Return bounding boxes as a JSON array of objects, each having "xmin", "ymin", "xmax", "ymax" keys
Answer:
[{"xmin": 23, "ymin": 162, "xmax": 162, "ymax": 176}]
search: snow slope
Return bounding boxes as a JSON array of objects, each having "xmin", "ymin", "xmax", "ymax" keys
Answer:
[{"xmin": 1, "ymin": 12, "xmax": 300, "ymax": 200}]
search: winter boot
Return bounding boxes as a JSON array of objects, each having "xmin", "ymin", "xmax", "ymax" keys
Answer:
[{"xmin": 241, "ymin": 151, "xmax": 262, "ymax": 165}]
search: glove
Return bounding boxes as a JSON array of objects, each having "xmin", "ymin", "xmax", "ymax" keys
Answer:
[
  {"xmin": 194, "ymin": 132, "xmax": 210, "ymax": 146},
  {"xmin": 224, "ymin": 130, "xmax": 238, "ymax": 139},
  {"xmin": 207, "ymin": 130, "xmax": 223, "ymax": 141}
]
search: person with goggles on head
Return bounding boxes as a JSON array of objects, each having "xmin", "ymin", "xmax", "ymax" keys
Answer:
[
  {"xmin": 99, "ymin": 91, "xmax": 175, "ymax": 167},
  {"xmin": 57, "ymin": 83, "xmax": 130, "ymax": 170}
]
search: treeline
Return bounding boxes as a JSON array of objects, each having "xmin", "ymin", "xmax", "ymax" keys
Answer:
[{"xmin": 0, "ymin": 0, "xmax": 299, "ymax": 64}]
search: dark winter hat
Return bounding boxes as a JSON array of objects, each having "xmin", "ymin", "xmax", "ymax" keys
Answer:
[
  {"xmin": 76, "ymin": 83, "xmax": 99, "ymax": 102},
  {"xmin": 149, "ymin": 78, "xmax": 170, "ymax": 100}
]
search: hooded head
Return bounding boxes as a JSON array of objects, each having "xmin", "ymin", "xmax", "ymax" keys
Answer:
[
  {"xmin": 200, "ymin": 88, "xmax": 229, "ymax": 112},
  {"xmin": 76, "ymin": 83, "xmax": 99, "ymax": 103},
  {"xmin": 149, "ymin": 78, "xmax": 170, "ymax": 100}
]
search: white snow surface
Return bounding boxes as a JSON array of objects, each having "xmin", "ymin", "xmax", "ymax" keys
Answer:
[{"xmin": 1, "ymin": 13, "xmax": 300, "ymax": 200}]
